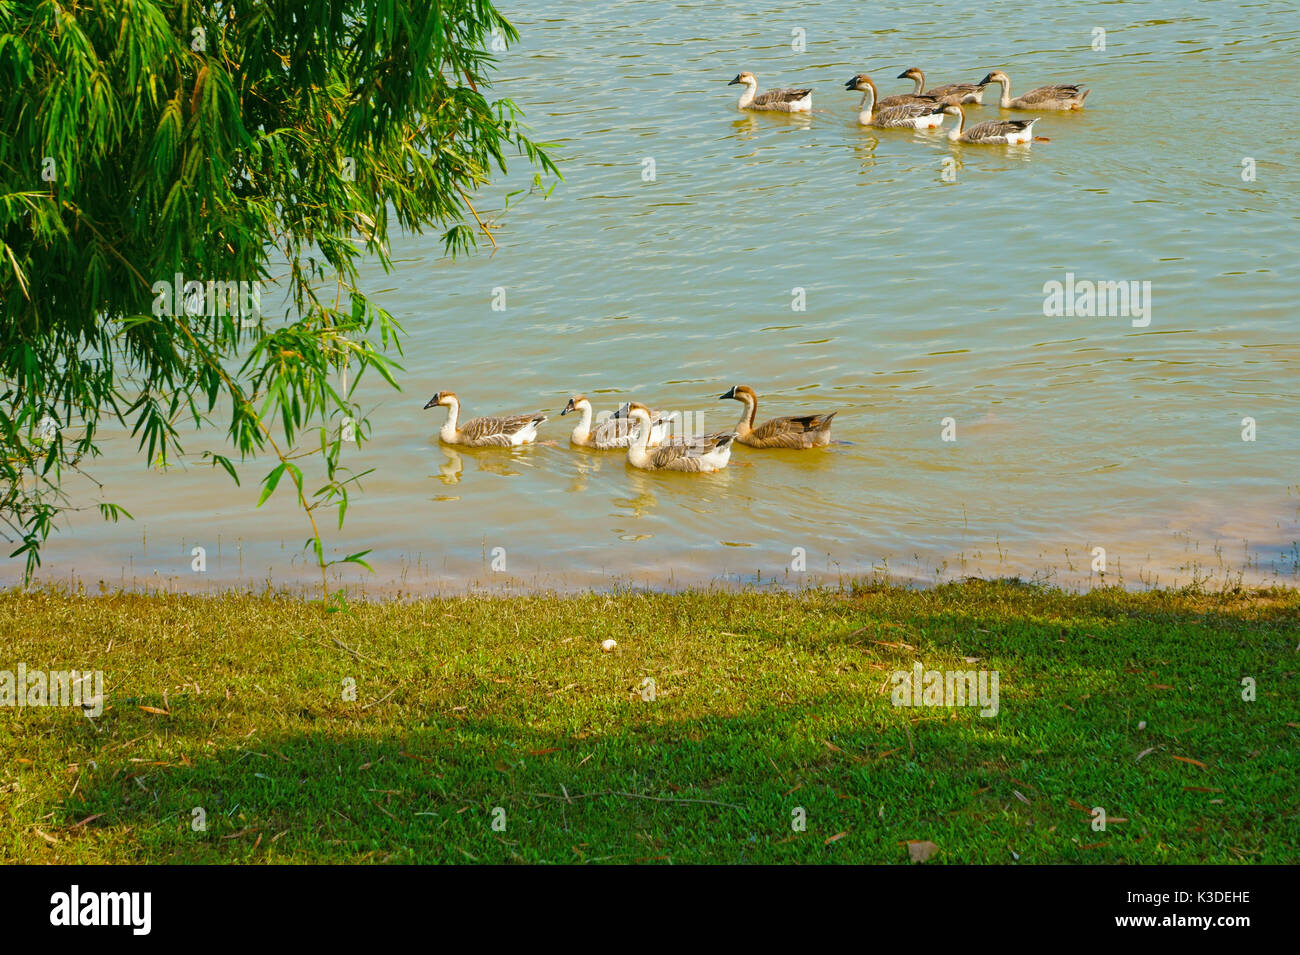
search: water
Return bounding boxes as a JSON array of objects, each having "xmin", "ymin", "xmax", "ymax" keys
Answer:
[{"xmin": 10, "ymin": 0, "xmax": 1300, "ymax": 594}]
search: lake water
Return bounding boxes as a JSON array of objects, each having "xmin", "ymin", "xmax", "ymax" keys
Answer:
[{"xmin": 10, "ymin": 0, "xmax": 1300, "ymax": 595}]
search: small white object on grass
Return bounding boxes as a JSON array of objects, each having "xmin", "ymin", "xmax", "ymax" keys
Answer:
[
  {"xmin": 601, "ymin": 639, "xmax": 617, "ymax": 653},
  {"xmin": 1137, "ymin": 721, "xmax": 1146, "ymax": 730}
]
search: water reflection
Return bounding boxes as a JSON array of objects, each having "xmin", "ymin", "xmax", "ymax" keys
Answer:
[
  {"xmin": 437, "ymin": 446, "xmax": 463, "ymax": 485},
  {"xmin": 565, "ymin": 446, "xmax": 607, "ymax": 493},
  {"xmin": 615, "ymin": 468, "xmax": 659, "ymax": 518},
  {"xmin": 730, "ymin": 114, "xmax": 759, "ymax": 141}
]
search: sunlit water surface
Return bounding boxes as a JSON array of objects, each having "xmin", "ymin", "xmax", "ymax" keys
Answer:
[{"xmin": 10, "ymin": 0, "xmax": 1300, "ymax": 595}]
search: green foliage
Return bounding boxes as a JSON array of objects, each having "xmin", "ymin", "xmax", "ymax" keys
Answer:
[{"xmin": 0, "ymin": 0, "xmax": 557, "ymax": 588}]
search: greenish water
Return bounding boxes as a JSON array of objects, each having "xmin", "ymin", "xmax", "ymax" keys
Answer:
[{"xmin": 10, "ymin": 0, "xmax": 1300, "ymax": 593}]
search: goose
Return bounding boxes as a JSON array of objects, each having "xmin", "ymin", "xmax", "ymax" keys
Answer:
[
  {"xmin": 979, "ymin": 70, "xmax": 1089, "ymax": 110},
  {"xmin": 844, "ymin": 74, "xmax": 945, "ymax": 129},
  {"xmin": 561, "ymin": 395, "xmax": 677, "ymax": 450},
  {"xmin": 610, "ymin": 402, "xmax": 733, "ymax": 450},
  {"xmin": 423, "ymin": 391, "xmax": 547, "ymax": 447},
  {"xmin": 851, "ymin": 71, "xmax": 942, "ymax": 109},
  {"xmin": 897, "ymin": 67, "xmax": 986, "ymax": 105},
  {"xmin": 940, "ymin": 103, "xmax": 1037, "ymax": 145},
  {"xmin": 720, "ymin": 385, "xmax": 836, "ymax": 448},
  {"xmin": 625, "ymin": 403, "xmax": 736, "ymax": 472},
  {"xmin": 728, "ymin": 71, "xmax": 812, "ymax": 112}
]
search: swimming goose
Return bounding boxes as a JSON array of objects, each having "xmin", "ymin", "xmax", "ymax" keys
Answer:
[
  {"xmin": 853, "ymin": 72, "xmax": 942, "ymax": 109},
  {"xmin": 625, "ymin": 403, "xmax": 736, "ymax": 472},
  {"xmin": 844, "ymin": 74, "xmax": 944, "ymax": 129},
  {"xmin": 561, "ymin": 395, "xmax": 676, "ymax": 450},
  {"xmin": 979, "ymin": 70, "xmax": 1089, "ymax": 110},
  {"xmin": 720, "ymin": 385, "xmax": 836, "ymax": 449},
  {"xmin": 728, "ymin": 71, "xmax": 812, "ymax": 112},
  {"xmin": 611, "ymin": 402, "xmax": 733, "ymax": 450},
  {"xmin": 423, "ymin": 392, "xmax": 547, "ymax": 447},
  {"xmin": 897, "ymin": 67, "xmax": 986, "ymax": 105},
  {"xmin": 940, "ymin": 104, "xmax": 1038, "ymax": 145}
]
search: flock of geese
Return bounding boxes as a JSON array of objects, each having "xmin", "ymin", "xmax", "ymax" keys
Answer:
[
  {"xmin": 423, "ymin": 387, "xmax": 836, "ymax": 473},
  {"xmin": 729, "ymin": 67, "xmax": 1090, "ymax": 144},
  {"xmin": 419, "ymin": 67, "xmax": 1091, "ymax": 470}
]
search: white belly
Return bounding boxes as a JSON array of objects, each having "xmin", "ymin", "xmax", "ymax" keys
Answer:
[
  {"xmin": 699, "ymin": 444, "xmax": 733, "ymax": 471},
  {"xmin": 646, "ymin": 419, "xmax": 673, "ymax": 448},
  {"xmin": 1006, "ymin": 122, "xmax": 1036, "ymax": 144},
  {"xmin": 912, "ymin": 112, "xmax": 944, "ymax": 129},
  {"xmin": 509, "ymin": 421, "xmax": 539, "ymax": 445}
]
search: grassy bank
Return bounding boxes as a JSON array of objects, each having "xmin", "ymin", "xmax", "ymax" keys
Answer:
[{"xmin": 1, "ymin": 581, "xmax": 1296, "ymax": 863}]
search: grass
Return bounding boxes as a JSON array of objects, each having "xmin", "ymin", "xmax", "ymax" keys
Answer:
[{"xmin": 1, "ymin": 580, "xmax": 1297, "ymax": 864}]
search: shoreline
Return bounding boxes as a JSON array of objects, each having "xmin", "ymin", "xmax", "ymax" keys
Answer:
[{"xmin": 6, "ymin": 566, "xmax": 1297, "ymax": 602}]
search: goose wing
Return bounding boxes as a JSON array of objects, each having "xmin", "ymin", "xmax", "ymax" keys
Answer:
[
  {"xmin": 649, "ymin": 433, "xmax": 735, "ymax": 471},
  {"xmin": 594, "ymin": 408, "xmax": 671, "ymax": 448},
  {"xmin": 750, "ymin": 412, "xmax": 836, "ymax": 447},
  {"xmin": 752, "ymin": 86, "xmax": 812, "ymax": 106},
  {"xmin": 1018, "ymin": 84, "xmax": 1083, "ymax": 105},
  {"xmin": 874, "ymin": 101, "xmax": 942, "ymax": 125},
  {"xmin": 963, "ymin": 118, "xmax": 1035, "ymax": 143},
  {"xmin": 591, "ymin": 415, "xmax": 635, "ymax": 448},
  {"xmin": 663, "ymin": 428, "xmax": 731, "ymax": 449},
  {"xmin": 460, "ymin": 412, "xmax": 547, "ymax": 445},
  {"xmin": 926, "ymin": 82, "xmax": 982, "ymax": 100},
  {"xmin": 878, "ymin": 92, "xmax": 942, "ymax": 108}
]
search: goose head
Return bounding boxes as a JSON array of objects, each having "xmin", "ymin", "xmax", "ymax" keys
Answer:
[
  {"xmin": 423, "ymin": 391, "xmax": 457, "ymax": 410},
  {"xmin": 624, "ymin": 401, "xmax": 653, "ymax": 426},
  {"xmin": 560, "ymin": 394, "xmax": 589, "ymax": 416},
  {"xmin": 844, "ymin": 73, "xmax": 873, "ymax": 92},
  {"xmin": 728, "ymin": 71, "xmax": 756, "ymax": 87},
  {"xmin": 720, "ymin": 384, "xmax": 757, "ymax": 403},
  {"xmin": 897, "ymin": 67, "xmax": 924, "ymax": 82},
  {"xmin": 979, "ymin": 70, "xmax": 1009, "ymax": 86}
]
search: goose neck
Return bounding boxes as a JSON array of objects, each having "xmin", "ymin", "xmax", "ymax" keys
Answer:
[
  {"xmin": 573, "ymin": 400, "xmax": 594, "ymax": 440},
  {"xmin": 441, "ymin": 396, "xmax": 461, "ymax": 438},
  {"xmin": 946, "ymin": 107, "xmax": 965, "ymax": 141},
  {"xmin": 857, "ymin": 81, "xmax": 876, "ymax": 123},
  {"xmin": 995, "ymin": 77, "xmax": 1011, "ymax": 107},
  {"xmin": 627, "ymin": 409, "xmax": 654, "ymax": 461},
  {"xmin": 734, "ymin": 394, "xmax": 756, "ymax": 433}
]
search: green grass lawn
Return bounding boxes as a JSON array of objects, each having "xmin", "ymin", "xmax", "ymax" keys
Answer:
[{"xmin": 1, "ymin": 580, "xmax": 1296, "ymax": 863}]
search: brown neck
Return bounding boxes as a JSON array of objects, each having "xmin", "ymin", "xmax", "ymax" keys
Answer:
[
  {"xmin": 857, "ymin": 79, "xmax": 878, "ymax": 119},
  {"xmin": 735, "ymin": 395, "xmax": 757, "ymax": 432}
]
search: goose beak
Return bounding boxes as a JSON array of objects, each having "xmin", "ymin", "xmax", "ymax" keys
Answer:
[
  {"xmin": 896, "ymin": 71, "xmax": 909, "ymax": 80},
  {"xmin": 728, "ymin": 74, "xmax": 742, "ymax": 85},
  {"xmin": 843, "ymin": 78, "xmax": 857, "ymax": 90},
  {"xmin": 720, "ymin": 386, "xmax": 737, "ymax": 400},
  {"xmin": 978, "ymin": 73, "xmax": 995, "ymax": 85},
  {"xmin": 423, "ymin": 393, "xmax": 441, "ymax": 409}
]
